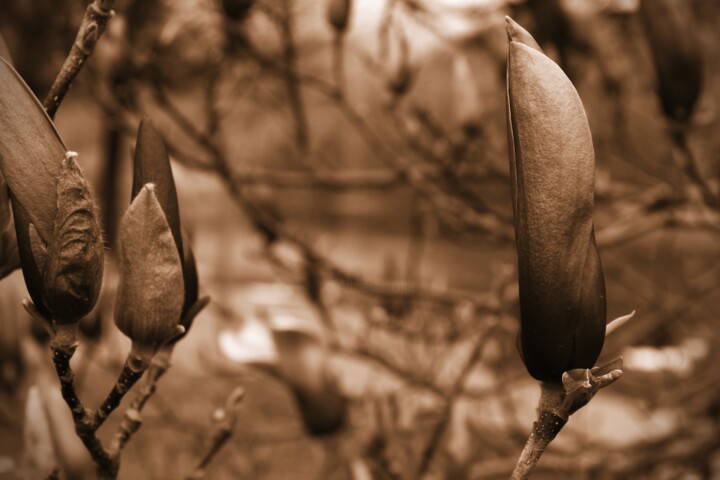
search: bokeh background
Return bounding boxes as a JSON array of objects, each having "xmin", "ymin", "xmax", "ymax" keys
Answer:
[{"xmin": 0, "ymin": 0, "xmax": 719, "ymax": 478}]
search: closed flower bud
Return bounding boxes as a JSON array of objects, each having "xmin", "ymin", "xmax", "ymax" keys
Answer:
[
  {"xmin": 639, "ymin": 0, "xmax": 702, "ymax": 123},
  {"xmin": 132, "ymin": 119, "xmax": 198, "ymax": 313},
  {"xmin": 0, "ymin": 58, "xmax": 103, "ymax": 321},
  {"xmin": 327, "ymin": 0, "xmax": 352, "ymax": 35},
  {"xmin": 506, "ymin": 17, "xmax": 606, "ymax": 383},
  {"xmin": 114, "ymin": 185, "xmax": 184, "ymax": 360},
  {"xmin": 387, "ymin": 32, "xmax": 415, "ymax": 97},
  {"xmin": 272, "ymin": 328, "xmax": 347, "ymax": 436},
  {"xmin": 452, "ymin": 53, "xmax": 484, "ymax": 137},
  {"xmin": 220, "ymin": 0, "xmax": 254, "ymax": 22}
]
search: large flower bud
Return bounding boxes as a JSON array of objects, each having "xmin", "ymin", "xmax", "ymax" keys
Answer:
[
  {"xmin": 0, "ymin": 58, "xmax": 103, "ymax": 322},
  {"xmin": 639, "ymin": 0, "xmax": 702, "ymax": 124},
  {"xmin": 114, "ymin": 185, "xmax": 184, "ymax": 361},
  {"xmin": 506, "ymin": 17, "xmax": 606, "ymax": 383},
  {"xmin": 132, "ymin": 118, "xmax": 198, "ymax": 315}
]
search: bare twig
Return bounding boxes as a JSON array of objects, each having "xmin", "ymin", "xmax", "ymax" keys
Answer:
[
  {"xmin": 415, "ymin": 318, "xmax": 499, "ymax": 478},
  {"xmin": 187, "ymin": 387, "xmax": 246, "ymax": 480},
  {"xmin": 511, "ymin": 360, "xmax": 623, "ymax": 479},
  {"xmin": 43, "ymin": 0, "xmax": 116, "ymax": 118},
  {"xmin": 278, "ymin": 0, "xmax": 310, "ymax": 152}
]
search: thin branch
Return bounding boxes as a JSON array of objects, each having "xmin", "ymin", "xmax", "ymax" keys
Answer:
[
  {"xmin": 186, "ymin": 387, "xmax": 246, "ymax": 480},
  {"xmin": 415, "ymin": 318, "xmax": 499, "ymax": 477},
  {"xmin": 49, "ymin": 335, "xmax": 116, "ymax": 477},
  {"xmin": 43, "ymin": 0, "xmax": 116, "ymax": 118},
  {"xmin": 277, "ymin": 0, "xmax": 310, "ymax": 152},
  {"xmin": 109, "ymin": 353, "xmax": 171, "ymax": 455}
]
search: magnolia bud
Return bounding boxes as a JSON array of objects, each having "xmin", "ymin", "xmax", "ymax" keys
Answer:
[
  {"xmin": 132, "ymin": 119, "xmax": 199, "ymax": 314},
  {"xmin": 221, "ymin": 0, "xmax": 254, "ymax": 21},
  {"xmin": 506, "ymin": 17, "xmax": 606, "ymax": 383},
  {"xmin": 639, "ymin": 0, "xmax": 702, "ymax": 123},
  {"xmin": 387, "ymin": 32, "xmax": 415, "ymax": 97},
  {"xmin": 114, "ymin": 185, "xmax": 184, "ymax": 361},
  {"xmin": 272, "ymin": 329, "xmax": 347, "ymax": 436},
  {"xmin": 327, "ymin": 0, "xmax": 352, "ymax": 35},
  {"xmin": 452, "ymin": 53, "xmax": 483, "ymax": 137},
  {"xmin": 0, "ymin": 58, "xmax": 103, "ymax": 321}
]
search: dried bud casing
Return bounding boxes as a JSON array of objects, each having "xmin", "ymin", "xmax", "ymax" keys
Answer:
[
  {"xmin": 114, "ymin": 185, "xmax": 184, "ymax": 353},
  {"xmin": 639, "ymin": 0, "xmax": 702, "ymax": 123},
  {"xmin": 327, "ymin": 0, "xmax": 352, "ymax": 35},
  {"xmin": 42, "ymin": 155, "xmax": 104, "ymax": 323},
  {"xmin": 506, "ymin": 17, "xmax": 606, "ymax": 383}
]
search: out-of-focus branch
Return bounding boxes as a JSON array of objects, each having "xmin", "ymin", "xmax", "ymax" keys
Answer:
[
  {"xmin": 415, "ymin": 318, "xmax": 499, "ymax": 478},
  {"xmin": 186, "ymin": 387, "xmax": 245, "ymax": 480},
  {"xmin": 277, "ymin": 0, "xmax": 309, "ymax": 152},
  {"xmin": 43, "ymin": 0, "xmax": 116, "ymax": 118}
]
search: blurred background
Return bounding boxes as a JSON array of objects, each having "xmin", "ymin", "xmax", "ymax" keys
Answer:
[{"xmin": 0, "ymin": 0, "xmax": 719, "ymax": 478}]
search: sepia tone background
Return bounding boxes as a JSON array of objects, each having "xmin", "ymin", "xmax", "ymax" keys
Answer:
[{"xmin": 0, "ymin": 0, "xmax": 719, "ymax": 478}]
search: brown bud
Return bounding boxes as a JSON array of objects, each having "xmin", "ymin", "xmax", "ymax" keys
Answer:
[
  {"xmin": 114, "ymin": 185, "xmax": 184, "ymax": 357},
  {"xmin": 452, "ymin": 53, "xmax": 484, "ymax": 137},
  {"xmin": 639, "ymin": 0, "xmax": 702, "ymax": 123},
  {"xmin": 272, "ymin": 329, "xmax": 347, "ymax": 436},
  {"xmin": 387, "ymin": 30, "xmax": 415, "ymax": 97},
  {"xmin": 221, "ymin": 0, "xmax": 254, "ymax": 21},
  {"xmin": 0, "ymin": 59, "xmax": 103, "ymax": 319},
  {"xmin": 41, "ymin": 154, "xmax": 104, "ymax": 323},
  {"xmin": 506, "ymin": 18, "xmax": 606, "ymax": 383},
  {"xmin": 327, "ymin": 0, "xmax": 352, "ymax": 35}
]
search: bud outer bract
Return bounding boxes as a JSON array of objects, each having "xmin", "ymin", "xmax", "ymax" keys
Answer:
[
  {"xmin": 507, "ymin": 21, "xmax": 606, "ymax": 383},
  {"xmin": 115, "ymin": 185, "xmax": 184, "ymax": 351},
  {"xmin": 0, "ymin": 57, "xmax": 64, "ymax": 243}
]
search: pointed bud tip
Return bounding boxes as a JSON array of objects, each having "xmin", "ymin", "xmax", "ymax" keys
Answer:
[{"xmin": 505, "ymin": 16, "xmax": 542, "ymax": 52}]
